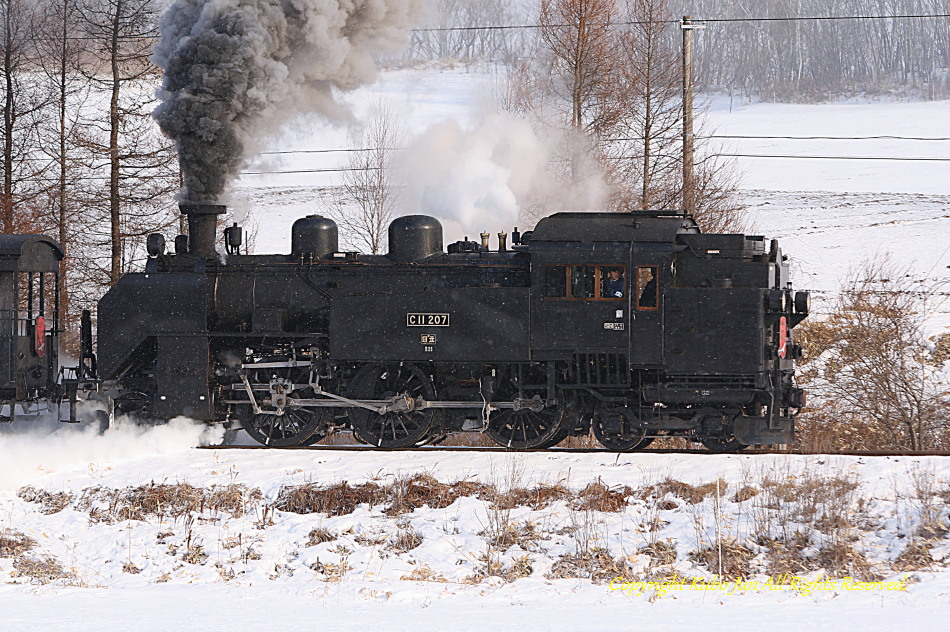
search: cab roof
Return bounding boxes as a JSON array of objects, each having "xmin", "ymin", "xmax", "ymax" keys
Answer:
[
  {"xmin": 0, "ymin": 235, "xmax": 64, "ymax": 272},
  {"xmin": 529, "ymin": 212, "xmax": 700, "ymax": 244}
]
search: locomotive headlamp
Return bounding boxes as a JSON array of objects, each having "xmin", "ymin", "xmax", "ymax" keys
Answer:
[
  {"xmin": 794, "ymin": 291, "xmax": 811, "ymax": 315},
  {"xmin": 146, "ymin": 233, "xmax": 166, "ymax": 257},
  {"xmin": 767, "ymin": 289, "xmax": 787, "ymax": 312}
]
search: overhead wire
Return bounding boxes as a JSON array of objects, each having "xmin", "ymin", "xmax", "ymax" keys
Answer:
[{"xmin": 408, "ymin": 13, "xmax": 950, "ymax": 33}]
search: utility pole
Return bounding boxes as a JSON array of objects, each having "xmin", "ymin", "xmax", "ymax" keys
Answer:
[{"xmin": 681, "ymin": 16, "xmax": 704, "ymax": 212}]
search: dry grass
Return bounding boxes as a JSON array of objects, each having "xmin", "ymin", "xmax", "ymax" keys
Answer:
[
  {"xmin": 815, "ymin": 543, "xmax": 881, "ymax": 581},
  {"xmin": 758, "ymin": 532, "xmax": 813, "ymax": 576},
  {"xmin": 401, "ymin": 563, "xmax": 448, "ymax": 582},
  {"xmin": 649, "ymin": 478, "xmax": 727, "ymax": 505},
  {"xmin": 688, "ymin": 538, "xmax": 756, "ymax": 579},
  {"xmin": 638, "ymin": 539, "xmax": 677, "ymax": 566},
  {"xmin": 306, "ymin": 527, "xmax": 337, "ymax": 546},
  {"xmin": 494, "ymin": 484, "xmax": 572, "ymax": 510},
  {"xmin": 469, "ymin": 552, "xmax": 534, "ymax": 583},
  {"xmin": 17, "ymin": 487, "xmax": 73, "ymax": 514},
  {"xmin": 480, "ymin": 520, "xmax": 543, "ymax": 551},
  {"xmin": 275, "ymin": 481, "xmax": 386, "ymax": 516},
  {"xmin": 732, "ymin": 485, "xmax": 759, "ymax": 503},
  {"xmin": 386, "ymin": 474, "xmax": 492, "ymax": 515},
  {"xmin": 12, "ymin": 555, "xmax": 71, "ymax": 584},
  {"xmin": 893, "ymin": 541, "xmax": 935, "ymax": 571},
  {"xmin": 0, "ymin": 530, "xmax": 36, "ymax": 558},
  {"xmin": 390, "ymin": 523, "xmax": 422, "ymax": 552},
  {"xmin": 78, "ymin": 483, "xmax": 262, "ymax": 523},
  {"xmin": 573, "ymin": 481, "xmax": 631, "ymax": 513},
  {"xmin": 761, "ymin": 471, "xmax": 860, "ymax": 525},
  {"xmin": 547, "ymin": 548, "xmax": 627, "ymax": 584}
]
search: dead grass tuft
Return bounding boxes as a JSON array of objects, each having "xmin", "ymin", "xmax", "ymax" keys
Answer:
[
  {"xmin": 0, "ymin": 530, "xmax": 36, "ymax": 558},
  {"xmin": 815, "ymin": 543, "xmax": 880, "ymax": 581},
  {"xmin": 275, "ymin": 481, "xmax": 386, "ymax": 516},
  {"xmin": 401, "ymin": 563, "xmax": 447, "ymax": 582},
  {"xmin": 480, "ymin": 520, "xmax": 543, "ymax": 551},
  {"xmin": 893, "ymin": 541, "xmax": 934, "ymax": 572},
  {"xmin": 494, "ymin": 484, "xmax": 572, "ymax": 510},
  {"xmin": 387, "ymin": 474, "xmax": 490, "ymax": 515},
  {"xmin": 732, "ymin": 485, "xmax": 759, "ymax": 503},
  {"xmin": 761, "ymin": 472, "xmax": 860, "ymax": 527},
  {"xmin": 77, "ymin": 483, "xmax": 262, "ymax": 523},
  {"xmin": 688, "ymin": 538, "xmax": 755, "ymax": 579},
  {"xmin": 652, "ymin": 478, "xmax": 727, "ymax": 505},
  {"xmin": 758, "ymin": 532, "xmax": 813, "ymax": 576},
  {"xmin": 547, "ymin": 548, "xmax": 627, "ymax": 584},
  {"xmin": 306, "ymin": 527, "xmax": 337, "ymax": 546},
  {"xmin": 390, "ymin": 523, "xmax": 422, "ymax": 552},
  {"xmin": 638, "ymin": 539, "xmax": 677, "ymax": 566},
  {"xmin": 573, "ymin": 481, "xmax": 631, "ymax": 513},
  {"xmin": 469, "ymin": 552, "xmax": 534, "ymax": 583},
  {"xmin": 12, "ymin": 555, "xmax": 71, "ymax": 584},
  {"xmin": 17, "ymin": 487, "xmax": 73, "ymax": 514}
]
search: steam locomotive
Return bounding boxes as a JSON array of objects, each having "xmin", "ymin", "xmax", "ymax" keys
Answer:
[{"xmin": 1, "ymin": 203, "xmax": 808, "ymax": 451}]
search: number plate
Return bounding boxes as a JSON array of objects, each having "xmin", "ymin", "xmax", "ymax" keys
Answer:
[
  {"xmin": 407, "ymin": 313, "xmax": 450, "ymax": 327},
  {"xmin": 603, "ymin": 322, "xmax": 624, "ymax": 330}
]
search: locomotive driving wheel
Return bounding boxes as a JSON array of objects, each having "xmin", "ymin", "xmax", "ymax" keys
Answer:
[
  {"xmin": 696, "ymin": 412, "xmax": 747, "ymax": 453},
  {"xmin": 235, "ymin": 363, "xmax": 329, "ymax": 447},
  {"xmin": 485, "ymin": 376, "xmax": 569, "ymax": 450},
  {"xmin": 699, "ymin": 436, "xmax": 746, "ymax": 453},
  {"xmin": 592, "ymin": 408, "xmax": 655, "ymax": 452},
  {"xmin": 347, "ymin": 363, "xmax": 438, "ymax": 448}
]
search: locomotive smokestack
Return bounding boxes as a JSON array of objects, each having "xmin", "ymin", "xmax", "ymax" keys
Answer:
[{"xmin": 179, "ymin": 203, "xmax": 226, "ymax": 256}]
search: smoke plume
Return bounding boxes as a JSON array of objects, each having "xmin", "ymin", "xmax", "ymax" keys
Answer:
[{"xmin": 153, "ymin": 0, "xmax": 424, "ymax": 202}]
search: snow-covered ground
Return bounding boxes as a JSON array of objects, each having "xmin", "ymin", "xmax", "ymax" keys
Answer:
[{"xmin": 2, "ymin": 420, "xmax": 950, "ymax": 631}]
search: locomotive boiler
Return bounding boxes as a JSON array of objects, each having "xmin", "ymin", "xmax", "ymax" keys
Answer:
[{"xmin": 2, "ymin": 202, "xmax": 809, "ymax": 452}]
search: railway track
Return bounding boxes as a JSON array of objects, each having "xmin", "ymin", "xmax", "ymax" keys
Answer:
[{"xmin": 200, "ymin": 444, "xmax": 950, "ymax": 457}]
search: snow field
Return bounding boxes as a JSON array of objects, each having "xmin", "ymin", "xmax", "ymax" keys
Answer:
[{"xmin": 3, "ymin": 422, "xmax": 950, "ymax": 629}]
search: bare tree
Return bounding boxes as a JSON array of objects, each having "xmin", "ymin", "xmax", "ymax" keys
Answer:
[
  {"xmin": 35, "ymin": 0, "xmax": 92, "ymax": 342},
  {"xmin": 796, "ymin": 256, "xmax": 950, "ymax": 452},
  {"xmin": 79, "ymin": 0, "xmax": 177, "ymax": 287},
  {"xmin": 331, "ymin": 103, "xmax": 405, "ymax": 254},
  {"xmin": 539, "ymin": 0, "xmax": 623, "ymax": 180},
  {"xmin": 615, "ymin": 0, "xmax": 681, "ymax": 209},
  {"xmin": 0, "ymin": 0, "xmax": 49, "ymax": 233}
]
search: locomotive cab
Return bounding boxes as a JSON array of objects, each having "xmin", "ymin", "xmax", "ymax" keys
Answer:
[{"xmin": 0, "ymin": 235, "xmax": 63, "ymax": 416}]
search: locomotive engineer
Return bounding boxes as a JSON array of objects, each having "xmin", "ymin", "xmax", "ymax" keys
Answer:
[{"xmin": 605, "ymin": 268, "xmax": 625, "ymax": 298}]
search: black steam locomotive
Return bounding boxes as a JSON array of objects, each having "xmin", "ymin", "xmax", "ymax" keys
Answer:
[{"xmin": 1, "ymin": 203, "xmax": 808, "ymax": 451}]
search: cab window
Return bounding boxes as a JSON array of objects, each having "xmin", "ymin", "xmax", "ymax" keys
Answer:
[
  {"xmin": 636, "ymin": 266, "xmax": 658, "ymax": 310},
  {"xmin": 570, "ymin": 266, "xmax": 595, "ymax": 299},
  {"xmin": 543, "ymin": 265, "xmax": 624, "ymax": 300}
]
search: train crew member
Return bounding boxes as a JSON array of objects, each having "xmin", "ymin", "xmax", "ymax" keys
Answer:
[
  {"xmin": 605, "ymin": 268, "xmax": 624, "ymax": 298},
  {"xmin": 638, "ymin": 269, "xmax": 657, "ymax": 308}
]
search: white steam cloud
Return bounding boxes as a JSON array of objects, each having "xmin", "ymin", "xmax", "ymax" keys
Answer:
[
  {"xmin": 399, "ymin": 114, "xmax": 610, "ymax": 241},
  {"xmin": 153, "ymin": 0, "xmax": 425, "ymax": 202},
  {"xmin": 0, "ymin": 414, "xmax": 223, "ymax": 491}
]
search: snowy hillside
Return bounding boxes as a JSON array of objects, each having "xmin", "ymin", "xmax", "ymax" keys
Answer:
[{"xmin": 2, "ymin": 420, "xmax": 950, "ymax": 631}]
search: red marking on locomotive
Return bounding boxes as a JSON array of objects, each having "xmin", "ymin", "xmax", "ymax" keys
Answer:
[
  {"xmin": 778, "ymin": 316, "xmax": 787, "ymax": 359},
  {"xmin": 34, "ymin": 316, "xmax": 46, "ymax": 357}
]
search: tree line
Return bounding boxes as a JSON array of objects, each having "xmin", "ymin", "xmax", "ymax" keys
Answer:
[
  {"xmin": 408, "ymin": 0, "xmax": 950, "ymax": 101},
  {"xmin": 1, "ymin": 0, "xmax": 177, "ymax": 346}
]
